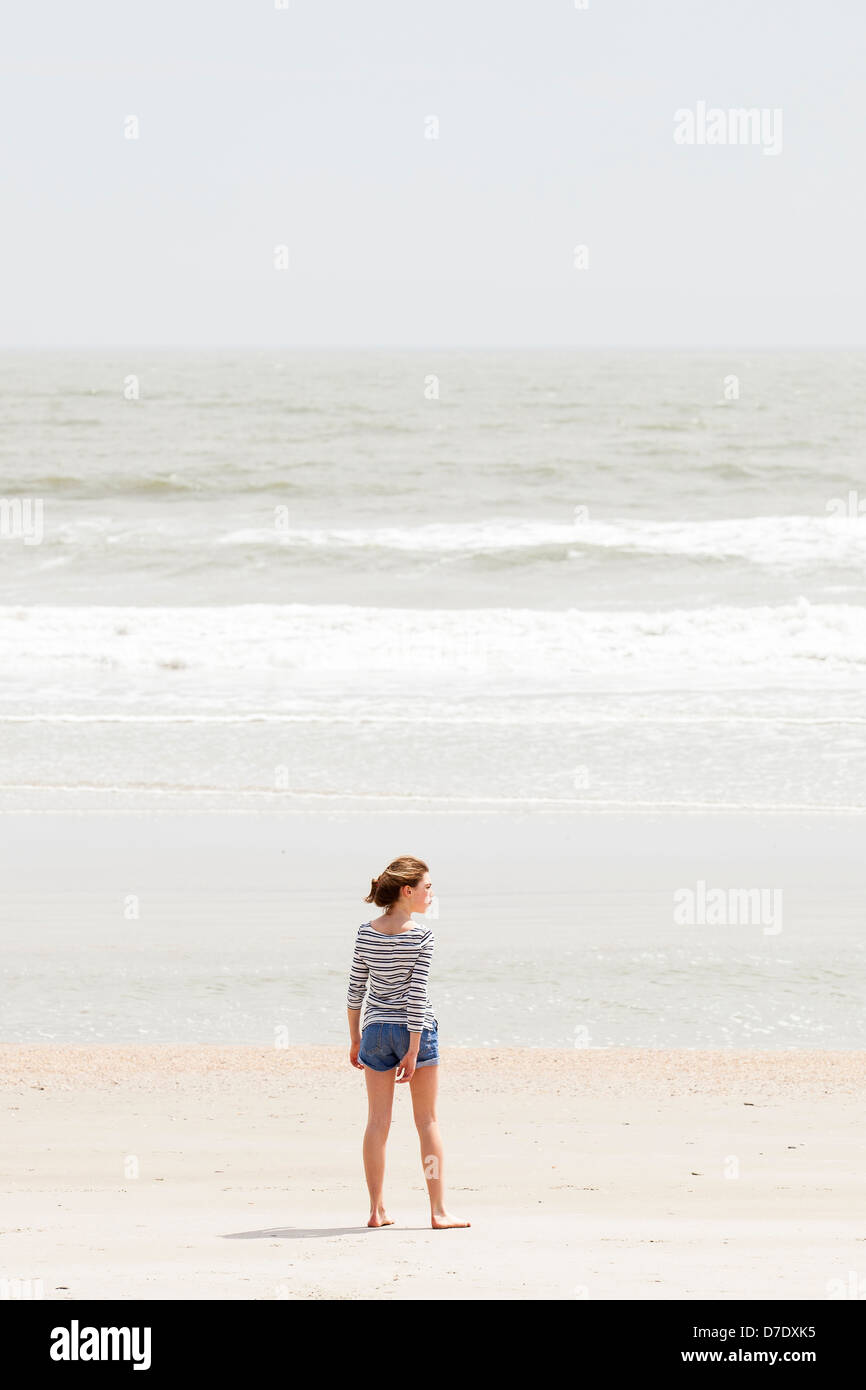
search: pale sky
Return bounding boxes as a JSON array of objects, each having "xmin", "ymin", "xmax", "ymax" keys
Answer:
[{"xmin": 2, "ymin": 0, "xmax": 864, "ymax": 346}]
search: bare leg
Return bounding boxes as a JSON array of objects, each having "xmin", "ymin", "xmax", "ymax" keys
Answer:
[
  {"xmin": 409, "ymin": 1064, "xmax": 470, "ymax": 1229},
  {"xmin": 362, "ymin": 1066, "xmax": 396, "ymax": 1226}
]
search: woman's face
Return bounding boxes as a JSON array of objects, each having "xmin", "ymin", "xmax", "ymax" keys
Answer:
[{"xmin": 404, "ymin": 874, "xmax": 433, "ymax": 914}]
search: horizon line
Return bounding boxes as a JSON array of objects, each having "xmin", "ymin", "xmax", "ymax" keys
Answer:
[{"xmin": 1, "ymin": 342, "xmax": 864, "ymax": 353}]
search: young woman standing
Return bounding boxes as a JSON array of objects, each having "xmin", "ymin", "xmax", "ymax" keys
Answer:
[{"xmin": 347, "ymin": 855, "xmax": 470, "ymax": 1230}]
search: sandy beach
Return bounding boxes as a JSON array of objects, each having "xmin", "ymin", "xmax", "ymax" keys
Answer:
[
  {"xmin": 4, "ymin": 0, "xmax": 865, "ymax": 1322},
  {"xmin": 2, "ymin": 1044, "xmax": 863, "ymax": 1301}
]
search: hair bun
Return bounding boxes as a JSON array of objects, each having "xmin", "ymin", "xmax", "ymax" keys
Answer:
[{"xmin": 363, "ymin": 857, "xmax": 428, "ymax": 907}]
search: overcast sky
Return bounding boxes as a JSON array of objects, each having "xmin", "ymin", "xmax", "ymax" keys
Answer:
[{"xmin": 2, "ymin": 0, "xmax": 864, "ymax": 347}]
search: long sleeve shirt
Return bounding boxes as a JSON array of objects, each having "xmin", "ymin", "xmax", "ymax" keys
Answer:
[{"xmin": 346, "ymin": 921, "xmax": 435, "ymax": 1034}]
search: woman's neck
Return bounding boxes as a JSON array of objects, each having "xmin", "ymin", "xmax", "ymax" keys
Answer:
[{"xmin": 385, "ymin": 906, "xmax": 412, "ymax": 930}]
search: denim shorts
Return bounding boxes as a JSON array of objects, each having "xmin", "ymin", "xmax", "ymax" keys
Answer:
[{"xmin": 359, "ymin": 1018, "xmax": 439, "ymax": 1072}]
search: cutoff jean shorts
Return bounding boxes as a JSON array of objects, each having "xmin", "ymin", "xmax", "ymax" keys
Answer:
[{"xmin": 359, "ymin": 1017, "xmax": 439, "ymax": 1071}]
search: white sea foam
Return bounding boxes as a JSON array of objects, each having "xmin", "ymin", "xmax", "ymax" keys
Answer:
[
  {"xmin": 211, "ymin": 513, "xmax": 866, "ymax": 567},
  {"xmin": 2, "ymin": 599, "xmax": 864, "ymax": 697},
  {"xmin": 2, "ymin": 351, "xmax": 865, "ymax": 821}
]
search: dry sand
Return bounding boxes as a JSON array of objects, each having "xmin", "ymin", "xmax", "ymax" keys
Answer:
[{"xmin": 1, "ymin": 1045, "xmax": 864, "ymax": 1301}]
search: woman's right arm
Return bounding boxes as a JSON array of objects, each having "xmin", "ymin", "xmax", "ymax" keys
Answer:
[{"xmin": 405, "ymin": 931, "xmax": 435, "ymax": 1055}]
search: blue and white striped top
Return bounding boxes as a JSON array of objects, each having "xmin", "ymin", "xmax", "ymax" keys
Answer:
[{"xmin": 347, "ymin": 921, "xmax": 436, "ymax": 1034}]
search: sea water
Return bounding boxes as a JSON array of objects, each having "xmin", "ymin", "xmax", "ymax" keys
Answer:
[{"xmin": 1, "ymin": 349, "xmax": 864, "ymax": 1044}]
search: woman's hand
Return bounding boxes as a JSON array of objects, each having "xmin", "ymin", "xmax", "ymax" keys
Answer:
[
  {"xmin": 395, "ymin": 1051, "xmax": 417, "ymax": 1083},
  {"xmin": 349, "ymin": 1039, "xmax": 364, "ymax": 1069}
]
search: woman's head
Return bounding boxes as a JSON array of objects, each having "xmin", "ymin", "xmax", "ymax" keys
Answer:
[{"xmin": 365, "ymin": 856, "xmax": 432, "ymax": 914}]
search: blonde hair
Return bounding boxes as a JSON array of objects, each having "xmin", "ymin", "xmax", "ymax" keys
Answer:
[{"xmin": 364, "ymin": 856, "xmax": 429, "ymax": 909}]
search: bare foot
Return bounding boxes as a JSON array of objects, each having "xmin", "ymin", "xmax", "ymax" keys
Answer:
[
  {"xmin": 368, "ymin": 1207, "xmax": 394, "ymax": 1228},
  {"xmin": 431, "ymin": 1211, "xmax": 471, "ymax": 1229}
]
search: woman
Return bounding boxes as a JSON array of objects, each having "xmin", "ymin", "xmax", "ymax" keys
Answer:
[{"xmin": 347, "ymin": 855, "xmax": 470, "ymax": 1231}]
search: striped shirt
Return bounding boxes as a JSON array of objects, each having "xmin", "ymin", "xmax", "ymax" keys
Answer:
[{"xmin": 346, "ymin": 921, "xmax": 436, "ymax": 1034}]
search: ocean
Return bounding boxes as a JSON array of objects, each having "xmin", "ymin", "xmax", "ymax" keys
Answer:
[
  {"xmin": 1, "ymin": 348, "xmax": 865, "ymax": 813},
  {"xmin": 1, "ymin": 349, "xmax": 864, "ymax": 1045}
]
